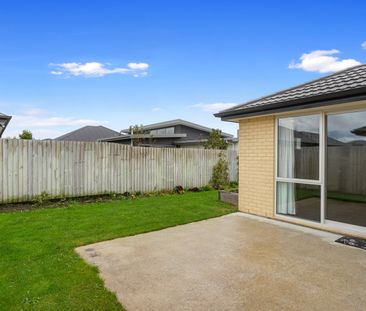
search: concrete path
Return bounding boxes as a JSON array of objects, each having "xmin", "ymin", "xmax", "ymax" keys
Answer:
[{"xmin": 76, "ymin": 213, "xmax": 366, "ymax": 311}]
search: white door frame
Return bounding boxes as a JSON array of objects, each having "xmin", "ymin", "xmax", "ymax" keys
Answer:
[{"xmin": 274, "ymin": 109, "xmax": 366, "ymax": 234}]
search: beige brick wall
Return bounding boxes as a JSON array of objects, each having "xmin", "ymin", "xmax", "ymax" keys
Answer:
[{"xmin": 238, "ymin": 116, "xmax": 275, "ymax": 217}]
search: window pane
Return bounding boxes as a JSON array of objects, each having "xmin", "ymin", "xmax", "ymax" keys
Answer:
[
  {"xmin": 327, "ymin": 110, "xmax": 366, "ymax": 227},
  {"xmin": 277, "ymin": 182, "xmax": 320, "ymax": 222},
  {"xmin": 278, "ymin": 115, "xmax": 320, "ymax": 180},
  {"xmin": 165, "ymin": 127, "xmax": 174, "ymax": 134}
]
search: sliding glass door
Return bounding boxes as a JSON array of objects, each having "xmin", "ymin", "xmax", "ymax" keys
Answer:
[
  {"xmin": 276, "ymin": 109, "xmax": 366, "ymax": 230},
  {"xmin": 276, "ymin": 114, "xmax": 322, "ymax": 222},
  {"xmin": 326, "ymin": 110, "xmax": 366, "ymax": 227}
]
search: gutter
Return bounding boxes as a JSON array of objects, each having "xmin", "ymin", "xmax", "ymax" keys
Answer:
[{"xmin": 215, "ymin": 87, "xmax": 366, "ymax": 121}]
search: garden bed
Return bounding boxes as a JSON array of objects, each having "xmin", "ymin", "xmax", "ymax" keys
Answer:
[{"xmin": 219, "ymin": 190, "xmax": 238, "ymax": 206}]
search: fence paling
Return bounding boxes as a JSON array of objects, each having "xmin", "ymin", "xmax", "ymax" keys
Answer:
[{"xmin": 0, "ymin": 139, "xmax": 238, "ymax": 204}]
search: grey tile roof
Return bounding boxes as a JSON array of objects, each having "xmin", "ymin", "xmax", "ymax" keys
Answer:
[
  {"xmin": 216, "ymin": 65, "xmax": 366, "ymax": 118},
  {"xmin": 55, "ymin": 126, "xmax": 120, "ymax": 142},
  {"xmin": 121, "ymin": 119, "xmax": 233, "ymax": 138}
]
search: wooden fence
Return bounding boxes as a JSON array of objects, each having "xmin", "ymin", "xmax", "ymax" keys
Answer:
[
  {"xmin": 0, "ymin": 139, "xmax": 238, "ymax": 204},
  {"xmin": 295, "ymin": 145, "xmax": 366, "ymax": 195}
]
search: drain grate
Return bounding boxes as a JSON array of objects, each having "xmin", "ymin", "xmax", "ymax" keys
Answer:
[{"xmin": 335, "ymin": 236, "xmax": 366, "ymax": 250}]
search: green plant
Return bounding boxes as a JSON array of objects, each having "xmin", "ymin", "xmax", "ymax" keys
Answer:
[
  {"xmin": 210, "ymin": 152, "xmax": 229, "ymax": 189},
  {"xmin": 34, "ymin": 191, "xmax": 50, "ymax": 206},
  {"xmin": 200, "ymin": 185, "xmax": 212, "ymax": 191},
  {"xmin": 18, "ymin": 129, "xmax": 33, "ymax": 140},
  {"xmin": 204, "ymin": 129, "xmax": 228, "ymax": 150},
  {"xmin": 129, "ymin": 124, "xmax": 152, "ymax": 146}
]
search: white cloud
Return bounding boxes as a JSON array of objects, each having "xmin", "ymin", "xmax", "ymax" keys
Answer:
[
  {"xmin": 50, "ymin": 61, "xmax": 149, "ymax": 77},
  {"xmin": 127, "ymin": 62, "xmax": 149, "ymax": 70},
  {"xmin": 289, "ymin": 49, "xmax": 361, "ymax": 73},
  {"xmin": 152, "ymin": 107, "xmax": 162, "ymax": 112},
  {"xmin": 50, "ymin": 70, "xmax": 63, "ymax": 75},
  {"xmin": 362, "ymin": 42, "xmax": 366, "ymax": 49},
  {"xmin": 191, "ymin": 103, "xmax": 238, "ymax": 113},
  {"xmin": 4, "ymin": 107, "xmax": 107, "ymax": 139},
  {"xmin": 14, "ymin": 107, "xmax": 103, "ymax": 127}
]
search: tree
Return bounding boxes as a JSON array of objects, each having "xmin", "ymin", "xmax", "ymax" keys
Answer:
[
  {"xmin": 129, "ymin": 124, "xmax": 152, "ymax": 146},
  {"xmin": 210, "ymin": 152, "xmax": 229, "ymax": 189},
  {"xmin": 18, "ymin": 130, "xmax": 33, "ymax": 140},
  {"xmin": 204, "ymin": 129, "xmax": 228, "ymax": 150}
]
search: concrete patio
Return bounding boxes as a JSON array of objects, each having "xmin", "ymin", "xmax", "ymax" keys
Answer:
[{"xmin": 76, "ymin": 213, "xmax": 366, "ymax": 311}]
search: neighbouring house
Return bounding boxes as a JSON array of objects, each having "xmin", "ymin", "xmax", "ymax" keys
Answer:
[
  {"xmin": 215, "ymin": 64, "xmax": 366, "ymax": 237},
  {"xmin": 0, "ymin": 113, "xmax": 11, "ymax": 138},
  {"xmin": 100, "ymin": 119, "xmax": 235, "ymax": 148},
  {"xmin": 55, "ymin": 125, "xmax": 120, "ymax": 142}
]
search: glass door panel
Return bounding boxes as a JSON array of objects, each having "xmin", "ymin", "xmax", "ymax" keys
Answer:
[
  {"xmin": 276, "ymin": 114, "xmax": 321, "ymax": 222},
  {"xmin": 327, "ymin": 111, "xmax": 366, "ymax": 227}
]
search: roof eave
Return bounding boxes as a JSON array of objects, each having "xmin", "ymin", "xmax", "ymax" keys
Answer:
[
  {"xmin": 215, "ymin": 87, "xmax": 366, "ymax": 121},
  {"xmin": 0, "ymin": 114, "xmax": 12, "ymax": 138}
]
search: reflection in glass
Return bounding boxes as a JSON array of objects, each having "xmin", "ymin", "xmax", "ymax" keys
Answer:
[
  {"xmin": 327, "ymin": 111, "xmax": 366, "ymax": 227},
  {"xmin": 278, "ymin": 115, "xmax": 320, "ymax": 180},
  {"xmin": 277, "ymin": 182, "xmax": 320, "ymax": 222}
]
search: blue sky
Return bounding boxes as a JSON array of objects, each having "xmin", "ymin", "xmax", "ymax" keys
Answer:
[{"xmin": 1, "ymin": 0, "xmax": 365, "ymax": 138}]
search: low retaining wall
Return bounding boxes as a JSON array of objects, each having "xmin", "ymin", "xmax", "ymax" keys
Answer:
[{"xmin": 219, "ymin": 190, "xmax": 238, "ymax": 206}]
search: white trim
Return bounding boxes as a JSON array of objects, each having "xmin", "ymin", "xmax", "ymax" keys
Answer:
[
  {"xmin": 275, "ymin": 106, "xmax": 366, "ymax": 232},
  {"xmin": 276, "ymin": 177, "xmax": 321, "ymax": 185},
  {"xmin": 320, "ymin": 112, "xmax": 326, "ymax": 224},
  {"xmin": 275, "ymin": 113, "xmax": 323, "ymax": 223}
]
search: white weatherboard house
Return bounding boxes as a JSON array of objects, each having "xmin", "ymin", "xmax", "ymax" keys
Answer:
[{"xmin": 216, "ymin": 65, "xmax": 366, "ymax": 237}]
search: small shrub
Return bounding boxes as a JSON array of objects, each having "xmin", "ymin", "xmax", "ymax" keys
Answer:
[
  {"xmin": 188, "ymin": 187, "xmax": 200, "ymax": 192},
  {"xmin": 210, "ymin": 152, "xmax": 229, "ymax": 189},
  {"xmin": 200, "ymin": 184, "xmax": 212, "ymax": 191},
  {"xmin": 34, "ymin": 191, "xmax": 50, "ymax": 206}
]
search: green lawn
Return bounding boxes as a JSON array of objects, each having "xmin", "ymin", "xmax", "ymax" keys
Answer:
[{"xmin": 0, "ymin": 191, "xmax": 236, "ymax": 311}]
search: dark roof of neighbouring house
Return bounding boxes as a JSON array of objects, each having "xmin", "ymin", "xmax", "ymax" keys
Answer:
[
  {"xmin": 351, "ymin": 126, "xmax": 366, "ymax": 136},
  {"xmin": 100, "ymin": 133, "xmax": 187, "ymax": 142},
  {"xmin": 293, "ymin": 131, "xmax": 344, "ymax": 146},
  {"xmin": 0, "ymin": 113, "xmax": 12, "ymax": 138},
  {"xmin": 120, "ymin": 119, "xmax": 233, "ymax": 138},
  {"xmin": 215, "ymin": 65, "xmax": 366, "ymax": 120},
  {"xmin": 55, "ymin": 126, "xmax": 120, "ymax": 142}
]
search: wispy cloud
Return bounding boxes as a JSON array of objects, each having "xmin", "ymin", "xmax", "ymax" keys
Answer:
[
  {"xmin": 191, "ymin": 103, "xmax": 238, "ymax": 113},
  {"xmin": 152, "ymin": 107, "xmax": 163, "ymax": 112},
  {"xmin": 12, "ymin": 108, "xmax": 103, "ymax": 127},
  {"xmin": 50, "ymin": 62, "xmax": 149, "ymax": 77},
  {"xmin": 362, "ymin": 41, "xmax": 366, "ymax": 49},
  {"xmin": 289, "ymin": 49, "xmax": 361, "ymax": 73},
  {"xmin": 4, "ymin": 107, "xmax": 107, "ymax": 139}
]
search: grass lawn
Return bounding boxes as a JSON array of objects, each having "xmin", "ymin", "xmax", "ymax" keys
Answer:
[{"xmin": 0, "ymin": 191, "xmax": 236, "ymax": 311}]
